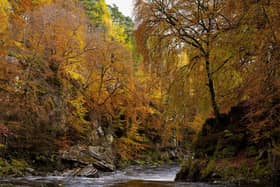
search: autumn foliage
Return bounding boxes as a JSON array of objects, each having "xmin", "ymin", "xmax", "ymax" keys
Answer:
[
  {"xmin": 0, "ymin": 0, "xmax": 279, "ymax": 180},
  {"xmin": 0, "ymin": 0, "xmax": 167, "ymax": 167}
]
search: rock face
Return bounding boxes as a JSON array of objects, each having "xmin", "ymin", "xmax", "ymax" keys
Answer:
[
  {"xmin": 60, "ymin": 145, "xmax": 115, "ymax": 177},
  {"xmin": 175, "ymin": 159, "xmax": 208, "ymax": 182},
  {"xmin": 175, "ymin": 102, "xmax": 280, "ymax": 185}
]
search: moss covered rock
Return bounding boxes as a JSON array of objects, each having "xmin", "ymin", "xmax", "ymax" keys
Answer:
[
  {"xmin": 175, "ymin": 159, "xmax": 208, "ymax": 182},
  {"xmin": 176, "ymin": 101, "xmax": 280, "ymax": 185},
  {"xmin": 0, "ymin": 158, "xmax": 30, "ymax": 177}
]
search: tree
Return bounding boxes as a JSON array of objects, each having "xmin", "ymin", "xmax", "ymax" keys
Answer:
[
  {"xmin": 79, "ymin": 0, "xmax": 111, "ymax": 31},
  {"xmin": 108, "ymin": 4, "xmax": 134, "ymax": 42},
  {"xmin": 0, "ymin": 0, "xmax": 9, "ymax": 34},
  {"xmin": 0, "ymin": 0, "xmax": 92, "ymax": 154},
  {"xmin": 226, "ymin": 0, "xmax": 280, "ymax": 154},
  {"xmin": 0, "ymin": 0, "xmax": 10, "ymax": 56},
  {"xmin": 135, "ymin": 0, "xmax": 237, "ymax": 124}
]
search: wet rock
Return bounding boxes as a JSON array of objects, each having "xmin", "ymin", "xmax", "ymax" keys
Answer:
[
  {"xmin": 61, "ymin": 169, "xmax": 76, "ymax": 177},
  {"xmin": 88, "ymin": 146, "xmax": 115, "ymax": 171},
  {"xmin": 77, "ymin": 165, "xmax": 98, "ymax": 177},
  {"xmin": 62, "ymin": 165, "xmax": 98, "ymax": 178},
  {"xmin": 60, "ymin": 145, "xmax": 115, "ymax": 172}
]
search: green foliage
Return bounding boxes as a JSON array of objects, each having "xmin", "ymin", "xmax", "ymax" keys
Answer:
[
  {"xmin": 69, "ymin": 94, "xmax": 89, "ymax": 125},
  {"xmin": 1, "ymin": 0, "xmax": 278, "ymax": 180},
  {"xmin": 201, "ymin": 159, "xmax": 215, "ymax": 179},
  {"xmin": 108, "ymin": 4, "xmax": 134, "ymax": 43},
  {"xmin": 80, "ymin": 0, "xmax": 111, "ymax": 29},
  {"xmin": 0, "ymin": 158, "xmax": 29, "ymax": 177}
]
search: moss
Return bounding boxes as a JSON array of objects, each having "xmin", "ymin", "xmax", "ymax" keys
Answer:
[
  {"xmin": 207, "ymin": 159, "xmax": 272, "ymax": 184},
  {"xmin": 0, "ymin": 158, "xmax": 29, "ymax": 177},
  {"xmin": 11, "ymin": 159, "xmax": 28, "ymax": 170},
  {"xmin": 177, "ymin": 155, "xmax": 274, "ymax": 184},
  {"xmin": 214, "ymin": 129, "xmax": 246, "ymax": 159},
  {"xmin": 0, "ymin": 184, "xmax": 15, "ymax": 187},
  {"xmin": 32, "ymin": 153, "xmax": 62, "ymax": 172},
  {"xmin": 175, "ymin": 159, "xmax": 191, "ymax": 181},
  {"xmin": 220, "ymin": 147, "xmax": 237, "ymax": 158},
  {"xmin": 201, "ymin": 159, "xmax": 216, "ymax": 179},
  {"xmin": 177, "ymin": 101, "xmax": 279, "ymax": 185},
  {"xmin": 254, "ymin": 161, "xmax": 270, "ymax": 179},
  {"xmin": 0, "ymin": 158, "xmax": 11, "ymax": 176},
  {"xmin": 10, "ymin": 159, "xmax": 28, "ymax": 176},
  {"xmin": 194, "ymin": 132, "xmax": 221, "ymax": 156},
  {"xmin": 175, "ymin": 159, "xmax": 208, "ymax": 182},
  {"xmin": 0, "ymin": 143, "xmax": 5, "ymax": 149},
  {"xmin": 160, "ymin": 152, "xmax": 170, "ymax": 162}
]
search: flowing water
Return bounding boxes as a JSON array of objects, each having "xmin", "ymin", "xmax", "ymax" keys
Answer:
[{"xmin": 0, "ymin": 164, "xmax": 272, "ymax": 187}]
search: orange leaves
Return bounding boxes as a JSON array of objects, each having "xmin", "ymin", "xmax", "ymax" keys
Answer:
[
  {"xmin": 115, "ymin": 137, "xmax": 149, "ymax": 161},
  {"xmin": 25, "ymin": 1, "xmax": 87, "ymax": 65},
  {"xmin": 0, "ymin": 0, "xmax": 180, "ymax": 164}
]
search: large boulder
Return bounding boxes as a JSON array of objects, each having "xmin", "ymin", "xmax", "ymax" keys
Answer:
[{"xmin": 60, "ymin": 145, "xmax": 115, "ymax": 172}]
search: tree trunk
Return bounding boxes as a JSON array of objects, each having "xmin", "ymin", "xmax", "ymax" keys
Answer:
[{"xmin": 205, "ymin": 58, "xmax": 221, "ymax": 125}]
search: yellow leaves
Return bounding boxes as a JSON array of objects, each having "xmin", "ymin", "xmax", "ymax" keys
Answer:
[
  {"xmin": 32, "ymin": 0, "xmax": 52, "ymax": 6},
  {"xmin": 102, "ymin": 11, "xmax": 112, "ymax": 33},
  {"xmin": 111, "ymin": 24, "xmax": 126, "ymax": 43},
  {"xmin": 14, "ymin": 41, "xmax": 23, "ymax": 48},
  {"xmin": 178, "ymin": 51, "xmax": 189, "ymax": 67},
  {"xmin": 30, "ymin": 0, "xmax": 53, "ymax": 8},
  {"xmin": 69, "ymin": 94, "xmax": 89, "ymax": 125},
  {"xmin": 0, "ymin": 0, "xmax": 10, "ymax": 10},
  {"xmin": 127, "ymin": 123, "xmax": 143, "ymax": 142},
  {"xmin": 24, "ymin": 0, "xmax": 88, "ymax": 81},
  {"xmin": 0, "ymin": 0, "xmax": 9, "ymax": 33},
  {"xmin": 66, "ymin": 68, "xmax": 85, "ymax": 82},
  {"xmin": 116, "ymin": 137, "xmax": 148, "ymax": 161},
  {"xmin": 74, "ymin": 26, "xmax": 86, "ymax": 50},
  {"xmin": 190, "ymin": 114, "xmax": 206, "ymax": 135}
]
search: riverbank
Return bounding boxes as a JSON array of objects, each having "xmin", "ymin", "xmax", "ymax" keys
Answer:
[
  {"xmin": 0, "ymin": 164, "xmax": 180, "ymax": 187},
  {"xmin": 0, "ymin": 147, "xmax": 180, "ymax": 179},
  {"xmin": 0, "ymin": 164, "xmax": 273, "ymax": 187},
  {"xmin": 175, "ymin": 101, "xmax": 280, "ymax": 186}
]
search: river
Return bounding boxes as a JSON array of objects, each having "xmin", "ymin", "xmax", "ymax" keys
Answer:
[{"xmin": 0, "ymin": 164, "xmax": 272, "ymax": 187}]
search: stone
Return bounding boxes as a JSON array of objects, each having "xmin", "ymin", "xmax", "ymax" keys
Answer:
[
  {"xmin": 26, "ymin": 167, "xmax": 35, "ymax": 173},
  {"xmin": 61, "ymin": 166, "xmax": 98, "ymax": 178},
  {"xmin": 60, "ymin": 145, "xmax": 115, "ymax": 172},
  {"xmin": 61, "ymin": 169, "xmax": 78, "ymax": 177},
  {"xmin": 76, "ymin": 165, "xmax": 98, "ymax": 177},
  {"xmin": 88, "ymin": 146, "xmax": 115, "ymax": 171}
]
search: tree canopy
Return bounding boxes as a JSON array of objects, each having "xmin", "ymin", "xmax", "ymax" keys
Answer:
[{"xmin": 0, "ymin": 0, "xmax": 279, "ymax": 181}]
